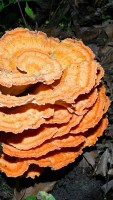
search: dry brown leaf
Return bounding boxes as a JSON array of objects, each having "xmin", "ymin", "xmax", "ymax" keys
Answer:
[
  {"xmin": 101, "ymin": 179, "xmax": 113, "ymax": 194},
  {"xmin": 13, "ymin": 181, "xmax": 56, "ymax": 200},
  {"xmin": 95, "ymin": 148, "xmax": 110, "ymax": 177}
]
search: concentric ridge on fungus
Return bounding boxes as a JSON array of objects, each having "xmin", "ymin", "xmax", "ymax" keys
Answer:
[
  {"xmin": 6, "ymin": 114, "xmax": 83, "ymax": 152},
  {"xmin": 0, "ymin": 28, "xmax": 63, "ymax": 87},
  {"xmin": 0, "ymin": 104, "xmax": 54, "ymax": 133},
  {"xmin": 0, "ymin": 28, "xmax": 110, "ymax": 178},
  {"xmin": 3, "ymin": 134, "xmax": 85, "ymax": 158},
  {"xmin": 0, "ymin": 104, "xmax": 72, "ymax": 133},
  {"xmin": 70, "ymin": 85, "xmax": 110, "ymax": 133},
  {"xmin": 1, "ymin": 116, "xmax": 107, "ymax": 176}
]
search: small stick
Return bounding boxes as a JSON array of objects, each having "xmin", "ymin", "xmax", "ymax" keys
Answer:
[
  {"xmin": 83, "ymin": 154, "xmax": 94, "ymax": 170},
  {"xmin": 16, "ymin": 0, "xmax": 29, "ymax": 29}
]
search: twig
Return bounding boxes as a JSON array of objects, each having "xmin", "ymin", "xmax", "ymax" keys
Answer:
[
  {"xmin": 49, "ymin": 0, "xmax": 54, "ymax": 22},
  {"xmin": 83, "ymin": 154, "xmax": 94, "ymax": 170},
  {"xmin": 49, "ymin": 0, "xmax": 64, "ymax": 25},
  {"xmin": 16, "ymin": 0, "xmax": 29, "ymax": 29}
]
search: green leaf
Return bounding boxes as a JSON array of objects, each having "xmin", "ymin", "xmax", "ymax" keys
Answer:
[
  {"xmin": 25, "ymin": 2, "xmax": 36, "ymax": 20},
  {"xmin": 101, "ymin": 15, "xmax": 112, "ymax": 20},
  {"xmin": 0, "ymin": 2, "xmax": 4, "ymax": 12},
  {"xmin": 37, "ymin": 191, "xmax": 56, "ymax": 200},
  {"xmin": 8, "ymin": 0, "xmax": 16, "ymax": 3},
  {"xmin": 26, "ymin": 195, "xmax": 37, "ymax": 200}
]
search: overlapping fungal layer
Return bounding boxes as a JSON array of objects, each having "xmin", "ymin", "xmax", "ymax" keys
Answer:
[{"xmin": 0, "ymin": 28, "xmax": 110, "ymax": 179}]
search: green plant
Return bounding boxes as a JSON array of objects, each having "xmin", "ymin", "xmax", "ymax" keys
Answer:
[
  {"xmin": 37, "ymin": 191, "xmax": 56, "ymax": 200},
  {"xmin": 0, "ymin": 0, "xmax": 51, "ymax": 30},
  {"xmin": 26, "ymin": 195, "xmax": 37, "ymax": 200},
  {"xmin": 25, "ymin": 191, "xmax": 56, "ymax": 200},
  {"xmin": 101, "ymin": 14, "xmax": 112, "ymax": 20},
  {"xmin": 25, "ymin": 2, "xmax": 36, "ymax": 20}
]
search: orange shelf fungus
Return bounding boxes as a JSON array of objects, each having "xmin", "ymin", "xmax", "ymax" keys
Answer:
[
  {"xmin": 0, "ymin": 154, "xmax": 29, "ymax": 177},
  {"xmin": 0, "ymin": 28, "xmax": 110, "ymax": 178},
  {"xmin": 3, "ymin": 134, "xmax": 85, "ymax": 158},
  {"xmin": 0, "ymin": 28, "xmax": 62, "ymax": 87},
  {"xmin": 0, "ymin": 104, "xmax": 54, "ymax": 133}
]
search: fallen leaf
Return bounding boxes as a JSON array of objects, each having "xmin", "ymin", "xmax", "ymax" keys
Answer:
[
  {"xmin": 95, "ymin": 149, "xmax": 110, "ymax": 176},
  {"xmin": 24, "ymin": 182, "xmax": 56, "ymax": 199},
  {"xmin": 101, "ymin": 179, "xmax": 113, "ymax": 194},
  {"xmin": 13, "ymin": 181, "xmax": 56, "ymax": 200}
]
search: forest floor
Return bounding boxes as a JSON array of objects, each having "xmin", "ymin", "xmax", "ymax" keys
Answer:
[{"xmin": 0, "ymin": 0, "xmax": 113, "ymax": 199}]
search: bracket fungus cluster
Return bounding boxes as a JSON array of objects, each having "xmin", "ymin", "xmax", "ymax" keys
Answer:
[{"xmin": 0, "ymin": 28, "xmax": 110, "ymax": 178}]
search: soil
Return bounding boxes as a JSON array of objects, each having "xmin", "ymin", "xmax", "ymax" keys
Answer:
[
  {"xmin": 51, "ymin": 159, "xmax": 113, "ymax": 200},
  {"xmin": 53, "ymin": 166, "xmax": 113, "ymax": 200},
  {"xmin": 52, "ymin": 166, "xmax": 104, "ymax": 200},
  {"xmin": 1, "ymin": 157, "xmax": 113, "ymax": 200},
  {"xmin": 38, "ymin": 157, "xmax": 113, "ymax": 200}
]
